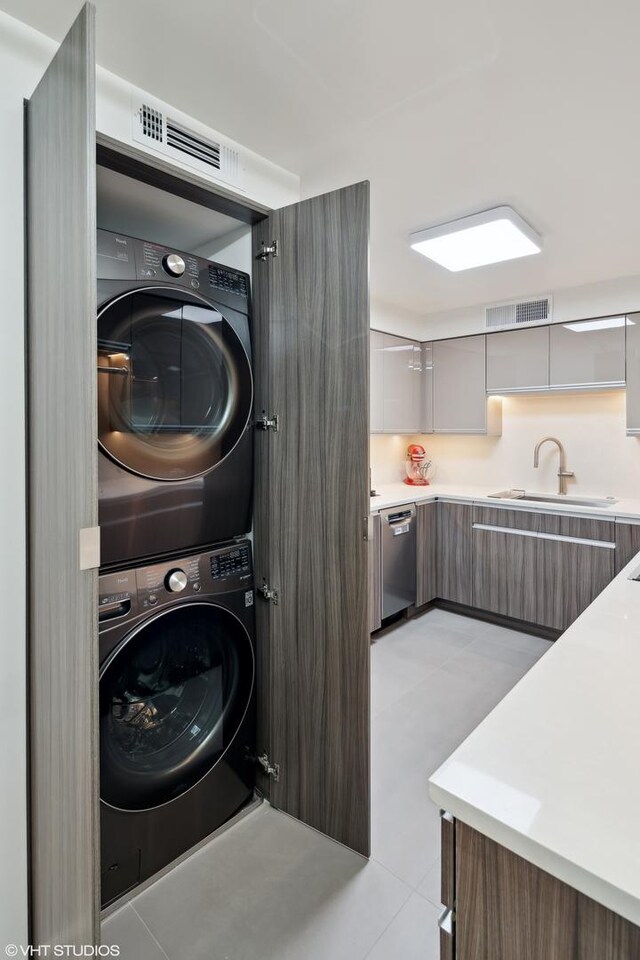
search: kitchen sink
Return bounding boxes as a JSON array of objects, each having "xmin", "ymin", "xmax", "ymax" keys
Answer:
[{"xmin": 488, "ymin": 489, "xmax": 618, "ymax": 508}]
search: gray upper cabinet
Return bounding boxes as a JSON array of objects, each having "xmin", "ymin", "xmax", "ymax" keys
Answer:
[
  {"xmin": 433, "ymin": 335, "xmax": 502, "ymax": 434},
  {"xmin": 549, "ymin": 318, "xmax": 626, "ymax": 389},
  {"xmin": 370, "ymin": 330, "xmax": 385, "ymax": 432},
  {"xmin": 382, "ymin": 334, "xmax": 421, "ymax": 432},
  {"xmin": 486, "ymin": 326, "xmax": 549, "ymax": 393},
  {"xmin": 370, "ymin": 332, "xmax": 422, "ymax": 433},
  {"xmin": 626, "ymin": 314, "xmax": 640, "ymax": 435},
  {"xmin": 421, "ymin": 342, "xmax": 434, "ymax": 433}
]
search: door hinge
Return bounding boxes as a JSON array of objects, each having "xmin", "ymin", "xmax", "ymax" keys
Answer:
[
  {"xmin": 256, "ymin": 752, "xmax": 280, "ymax": 782},
  {"xmin": 256, "ymin": 413, "xmax": 279, "ymax": 432},
  {"xmin": 256, "ymin": 240, "xmax": 278, "ymax": 261},
  {"xmin": 257, "ymin": 581, "xmax": 279, "ymax": 605}
]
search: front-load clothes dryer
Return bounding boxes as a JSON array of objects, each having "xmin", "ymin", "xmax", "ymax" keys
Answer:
[
  {"xmin": 99, "ymin": 540, "xmax": 256, "ymax": 907},
  {"xmin": 97, "ymin": 229, "xmax": 253, "ymax": 568}
]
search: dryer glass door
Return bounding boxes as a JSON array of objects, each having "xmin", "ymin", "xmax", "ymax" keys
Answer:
[
  {"xmin": 97, "ymin": 290, "xmax": 252, "ymax": 480},
  {"xmin": 100, "ymin": 602, "xmax": 254, "ymax": 811}
]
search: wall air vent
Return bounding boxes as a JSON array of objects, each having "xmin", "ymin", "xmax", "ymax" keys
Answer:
[
  {"xmin": 132, "ymin": 98, "xmax": 245, "ymax": 192},
  {"xmin": 166, "ymin": 120, "xmax": 221, "ymax": 170},
  {"xmin": 486, "ymin": 296, "xmax": 552, "ymax": 330},
  {"xmin": 140, "ymin": 103, "xmax": 163, "ymax": 142}
]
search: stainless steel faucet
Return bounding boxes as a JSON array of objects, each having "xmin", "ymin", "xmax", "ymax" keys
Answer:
[{"xmin": 533, "ymin": 436, "xmax": 575, "ymax": 495}]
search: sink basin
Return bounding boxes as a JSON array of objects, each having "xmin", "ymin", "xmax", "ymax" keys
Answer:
[{"xmin": 488, "ymin": 489, "xmax": 618, "ymax": 508}]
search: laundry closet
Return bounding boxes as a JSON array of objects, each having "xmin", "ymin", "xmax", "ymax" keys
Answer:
[{"xmin": 26, "ymin": 2, "xmax": 369, "ymax": 945}]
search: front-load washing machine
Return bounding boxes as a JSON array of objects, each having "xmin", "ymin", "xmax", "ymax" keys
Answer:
[
  {"xmin": 99, "ymin": 540, "xmax": 256, "ymax": 907},
  {"xmin": 97, "ymin": 229, "xmax": 253, "ymax": 568}
]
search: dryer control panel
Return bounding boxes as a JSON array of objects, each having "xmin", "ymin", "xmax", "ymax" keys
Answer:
[
  {"xmin": 97, "ymin": 228, "xmax": 250, "ymax": 314},
  {"xmin": 98, "ymin": 539, "xmax": 253, "ymax": 626}
]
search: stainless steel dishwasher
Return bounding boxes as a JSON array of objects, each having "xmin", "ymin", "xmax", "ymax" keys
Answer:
[{"xmin": 381, "ymin": 505, "xmax": 417, "ymax": 619}]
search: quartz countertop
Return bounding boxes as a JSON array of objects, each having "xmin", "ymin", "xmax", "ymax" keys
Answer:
[
  {"xmin": 369, "ymin": 482, "xmax": 640, "ymax": 522},
  {"xmin": 428, "ymin": 549, "xmax": 640, "ymax": 926}
]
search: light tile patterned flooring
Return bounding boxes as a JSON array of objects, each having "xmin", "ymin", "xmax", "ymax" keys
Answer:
[{"xmin": 102, "ymin": 607, "xmax": 551, "ymax": 959}]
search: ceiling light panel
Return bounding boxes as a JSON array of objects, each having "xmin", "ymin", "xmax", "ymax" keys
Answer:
[{"xmin": 410, "ymin": 206, "xmax": 542, "ymax": 272}]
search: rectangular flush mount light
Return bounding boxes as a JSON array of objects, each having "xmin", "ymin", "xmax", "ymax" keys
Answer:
[{"xmin": 410, "ymin": 206, "xmax": 542, "ymax": 272}]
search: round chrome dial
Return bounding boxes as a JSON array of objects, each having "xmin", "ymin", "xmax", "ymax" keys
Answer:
[
  {"xmin": 162, "ymin": 253, "xmax": 186, "ymax": 277},
  {"xmin": 165, "ymin": 569, "xmax": 188, "ymax": 593}
]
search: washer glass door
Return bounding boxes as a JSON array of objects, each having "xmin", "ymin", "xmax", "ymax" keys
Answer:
[
  {"xmin": 97, "ymin": 290, "xmax": 252, "ymax": 481},
  {"xmin": 100, "ymin": 603, "xmax": 254, "ymax": 811}
]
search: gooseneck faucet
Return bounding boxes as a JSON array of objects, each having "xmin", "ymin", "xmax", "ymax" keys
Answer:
[{"xmin": 533, "ymin": 437, "xmax": 575, "ymax": 495}]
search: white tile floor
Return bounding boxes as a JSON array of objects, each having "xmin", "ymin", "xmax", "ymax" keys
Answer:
[{"xmin": 102, "ymin": 607, "xmax": 552, "ymax": 959}]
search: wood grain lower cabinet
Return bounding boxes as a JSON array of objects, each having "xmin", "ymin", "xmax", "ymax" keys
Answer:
[
  {"xmin": 437, "ymin": 502, "xmax": 473, "ymax": 605},
  {"xmin": 536, "ymin": 514, "xmax": 614, "ymax": 632},
  {"xmin": 615, "ymin": 522, "xmax": 640, "ymax": 574},
  {"xmin": 416, "ymin": 501, "xmax": 437, "ymax": 605},
  {"xmin": 471, "ymin": 507, "xmax": 538, "ymax": 621},
  {"xmin": 369, "ymin": 513, "xmax": 382, "ymax": 632},
  {"xmin": 536, "ymin": 534, "xmax": 614, "ymax": 631},
  {"xmin": 453, "ymin": 820, "xmax": 640, "ymax": 960}
]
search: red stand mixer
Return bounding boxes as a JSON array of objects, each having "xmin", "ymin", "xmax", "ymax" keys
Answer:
[{"xmin": 404, "ymin": 443, "xmax": 432, "ymax": 485}]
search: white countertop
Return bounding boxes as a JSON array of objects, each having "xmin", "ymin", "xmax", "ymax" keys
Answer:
[
  {"xmin": 370, "ymin": 481, "xmax": 640, "ymax": 522},
  {"xmin": 429, "ymin": 551, "xmax": 640, "ymax": 925}
]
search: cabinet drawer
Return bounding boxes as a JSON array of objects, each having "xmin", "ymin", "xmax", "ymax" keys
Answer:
[
  {"xmin": 473, "ymin": 505, "xmax": 540, "ymax": 532},
  {"xmin": 537, "ymin": 513, "xmax": 615, "ymax": 541}
]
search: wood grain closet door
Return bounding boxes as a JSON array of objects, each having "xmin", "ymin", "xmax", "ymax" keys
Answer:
[
  {"xmin": 26, "ymin": 3, "xmax": 99, "ymax": 944},
  {"xmin": 252, "ymin": 182, "xmax": 370, "ymax": 855}
]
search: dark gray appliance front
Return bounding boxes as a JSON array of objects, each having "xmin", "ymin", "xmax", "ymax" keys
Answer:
[
  {"xmin": 98, "ymin": 541, "xmax": 256, "ymax": 906},
  {"xmin": 97, "ymin": 230, "xmax": 253, "ymax": 567}
]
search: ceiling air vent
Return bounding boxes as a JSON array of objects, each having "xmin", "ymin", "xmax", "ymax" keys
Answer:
[
  {"xmin": 486, "ymin": 296, "xmax": 552, "ymax": 330},
  {"xmin": 166, "ymin": 119, "xmax": 221, "ymax": 170}
]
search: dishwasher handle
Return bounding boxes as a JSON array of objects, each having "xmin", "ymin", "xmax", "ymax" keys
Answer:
[{"xmin": 383, "ymin": 506, "xmax": 416, "ymax": 525}]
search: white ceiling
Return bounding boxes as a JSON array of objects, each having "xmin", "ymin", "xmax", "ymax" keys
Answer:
[{"xmin": 8, "ymin": 0, "xmax": 640, "ymax": 316}]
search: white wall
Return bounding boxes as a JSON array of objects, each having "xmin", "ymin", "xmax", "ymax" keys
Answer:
[
  {"xmin": 421, "ymin": 273, "xmax": 640, "ymax": 341},
  {"xmin": 371, "ymin": 299, "xmax": 425, "ymax": 339},
  {"xmin": 371, "ymin": 390, "xmax": 640, "ymax": 499}
]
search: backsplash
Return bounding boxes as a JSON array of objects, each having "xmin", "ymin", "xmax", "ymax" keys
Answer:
[{"xmin": 370, "ymin": 390, "xmax": 640, "ymax": 499}]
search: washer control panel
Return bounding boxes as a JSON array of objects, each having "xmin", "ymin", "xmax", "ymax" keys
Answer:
[
  {"xmin": 210, "ymin": 543, "xmax": 251, "ymax": 581},
  {"xmin": 98, "ymin": 540, "xmax": 253, "ymax": 625}
]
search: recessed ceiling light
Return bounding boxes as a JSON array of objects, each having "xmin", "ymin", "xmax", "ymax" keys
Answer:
[
  {"xmin": 563, "ymin": 316, "xmax": 630, "ymax": 332},
  {"xmin": 409, "ymin": 206, "xmax": 542, "ymax": 272}
]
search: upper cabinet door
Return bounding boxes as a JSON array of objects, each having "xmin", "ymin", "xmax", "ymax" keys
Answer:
[
  {"xmin": 370, "ymin": 330, "xmax": 385, "ymax": 432},
  {"xmin": 626, "ymin": 314, "xmax": 640, "ymax": 435},
  {"xmin": 486, "ymin": 326, "xmax": 550, "ymax": 393},
  {"xmin": 252, "ymin": 182, "xmax": 370, "ymax": 856},
  {"xmin": 549, "ymin": 318, "xmax": 626, "ymax": 388},
  {"xmin": 421, "ymin": 342, "xmax": 434, "ymax": 433},
  {"xmin": 27, "ymin": 3, "xmax": 99, "ymax": 945},
  {"xmin": 382, "ymin": 334, "xmax": 421, "ymax": 432},
  {"xmin": 433, "ymin": 335, "xmax": 501, "ymax": 434}
]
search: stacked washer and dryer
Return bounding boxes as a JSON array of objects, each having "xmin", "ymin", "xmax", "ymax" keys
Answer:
[{"xmin": 96, "ymin": 229, "xmax": 257, "ymax": 906}]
